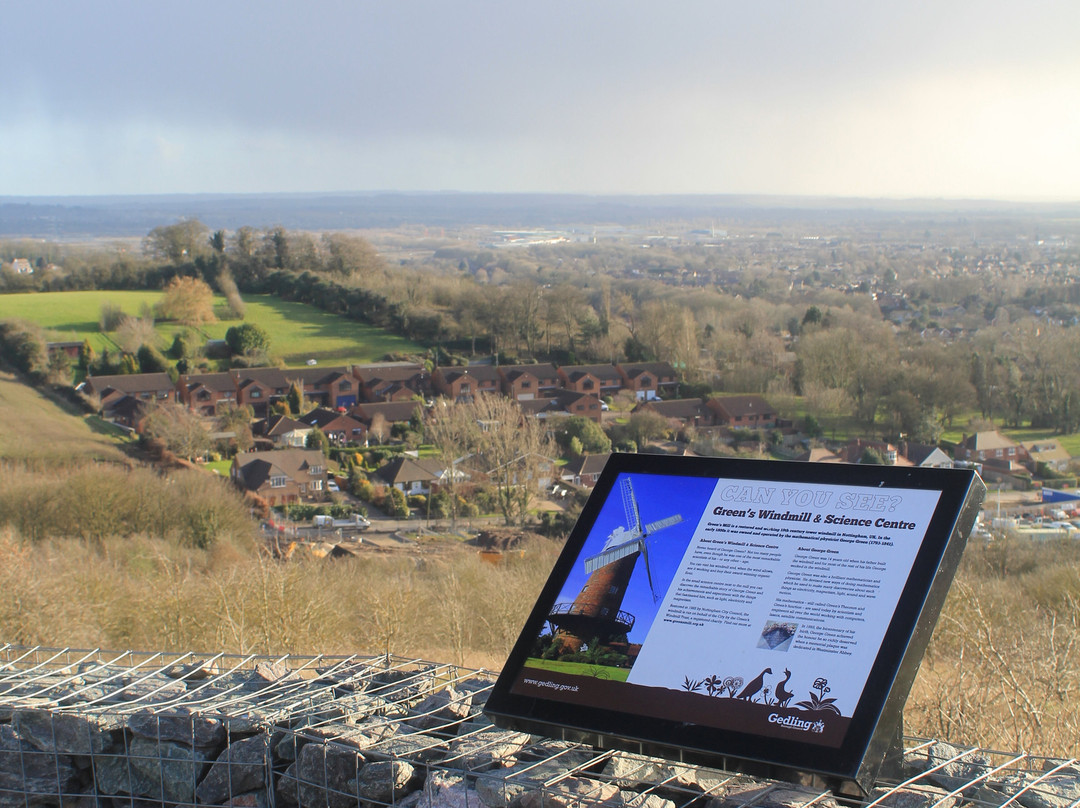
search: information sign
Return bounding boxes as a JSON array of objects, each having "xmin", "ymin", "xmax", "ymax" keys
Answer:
[{"xmin": 485, "ymin": 454, "xmax": 985, "ymax": 795}]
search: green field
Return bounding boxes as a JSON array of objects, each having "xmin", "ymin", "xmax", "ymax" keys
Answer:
[
  {"xmin": 0, "ymin": 290, "xmax": 424, "ymax": 365},
  {"xmin": 522, "ymin": 657, "xmax": 631, "ymax": 682}
]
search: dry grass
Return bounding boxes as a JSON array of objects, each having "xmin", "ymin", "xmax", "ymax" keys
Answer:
[
  {"xmin": 0, "ymin": 528, "xmax": 559, "ymax": 670},
  {"xmin": 906, "ymin": 537, "xmax": 1080, "ymax": 755}
]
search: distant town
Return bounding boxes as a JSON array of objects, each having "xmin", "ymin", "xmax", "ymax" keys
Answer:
[{"xmin": 2, "ymin": 197, "xmax": 1079, "ymax": 540}]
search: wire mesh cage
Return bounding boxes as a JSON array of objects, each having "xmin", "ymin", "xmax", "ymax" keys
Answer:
[{"xmin": 0, "ymin": 645, "xmax": 1076, "ymax": 808}]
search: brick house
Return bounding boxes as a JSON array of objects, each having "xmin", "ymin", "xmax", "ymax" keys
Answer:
[
  {"xmin": 178, "ymin": 372, "xmax": 238, "ymax": 416},
  {"xmin": 498, "ymin": 364, "xmax": 561, "ymax": 401},
  {"xmin": 432, "ymin": 365, "xmax": 501, "ymax": 402},
  {"xmin": 557, "ymin": 364, "xmax": 623, "ymax": 398},
  {"xmin": 956, "ymin": 431, "xmax": 1028, "ymax": 471},
  {"xmin": 519, "ymin": 390, "xmax": 604, "ymax": 423},
  {"xmin": 83, "ymin": 372, "xmax": 177, "ymax": 414},
  {"xmin": 633, "ymin": 398, "xmax": 712, "ymax": 428},
  {"xmin": 559, "ymin": 453, "xmax": 611, "ymax": 487},
  {"xmin": 1022, "ymin": 439, "xmax": 1072, "ymax": 474},
  {"xmin": 256, "ymin": 415, "xmax": 312, "ymax": 448},
  {"xmin": 353, "ymin": 363, "xmax": 429, "ymax": 402},
  {"xmin": 232, "ymin": 368, "xmax": 292, "ymax": 418},
  {"xmin": 285, "ymin": 366, "xmax": 361, "ymax": 410},
  {"xmin": 349, "ymin": 400, "xmax": 425, "ymax": 442},
  {"xmin": 299, "ymin": 407, "xmax": 367, "ymax": 445},
  {"xmin": 707, "ymin": 395, "xmax": 777, "ymax": 430},
  {"xmin": 616, "ymin": 362, "xmax": 678, "ymax": 401},
  {"xmin": 836, "ymin": 439, "xmax": 913, "ymax": 466},
  {"xmin": 230, "ymin": 448, "xmax": 328, "ymax": 505},
  {"xmin": 374, "ymin": 456, "xmax": 446, "ymax": 496}
]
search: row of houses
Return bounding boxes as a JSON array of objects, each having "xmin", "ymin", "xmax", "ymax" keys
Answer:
[
  {"xmin": 230, "ymin": 446, "xmax": 553, "ymax": 508},
  {"xmin": 230, "ymin": 421, "xmax": 1074, "ymax": 509},
  {"xmin": 81, "ymin": 360, "xmax": 680, "ymax": 425},
  {"xmin": 434, "ymin": 361, "xmax": 677, "ymax": 403},
  {"xmin": 82, "ymin": 362, "xmax": 426, "ymax": 421}
]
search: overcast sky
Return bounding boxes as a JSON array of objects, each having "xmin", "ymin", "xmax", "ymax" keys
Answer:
[{"xmin": 4, "ymin": 1, "xmax": 1078, "ymax": 200}]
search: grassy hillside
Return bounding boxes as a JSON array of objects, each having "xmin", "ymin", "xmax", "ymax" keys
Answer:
[
  {"xmin": 0, "ymin": 290, "xmax": 423, "ymax": 365},
  {"xmin": 0, "ymin": 370, "xmax": 132, "ymax": 464}
]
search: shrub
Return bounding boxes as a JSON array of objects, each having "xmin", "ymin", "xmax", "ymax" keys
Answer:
[
  {"xmin": 385, "ymin": 486, "xmax": 409, "ymax": 518},
  {"xmin": 351, "ymin": 477, "xmax": 373, "ymax": 501},
  {"xmin": 99, "ymin": 302, "xmax": 126, "ymax": 331}
]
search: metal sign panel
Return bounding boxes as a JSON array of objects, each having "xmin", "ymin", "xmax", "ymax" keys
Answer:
[{"xmin": 485, "ymin": 454, "xmax": 985, "ymax": 796}]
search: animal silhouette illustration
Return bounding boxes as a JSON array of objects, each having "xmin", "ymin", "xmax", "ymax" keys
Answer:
[
  {"xmin": 737, "ymin": 667, "xmax": 772, "ymax": 701},
  {"xmin": 774, "ymin": 669, "xmax": 794, "ymax": 707}
]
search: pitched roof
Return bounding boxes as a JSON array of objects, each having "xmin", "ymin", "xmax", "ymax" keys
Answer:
[
  {"xmin": 961, "ymin": 431, "xmax": 1019, "ymax": 451},
  {"xmin": 561, "ymin": 452, "xmax": 611, "ymax": 478},
  {"xmin": 107, "ymin": 394, "xmax": 148, "ymax": 421},
  {"xmin": 904, "ymin": 443, "xmax": 949, "ymax": 466},
  {"xmin": 708, "ymin": 395, "xmax": 776, "ymax": 419},
  {"xmin": 436, "ymin": 365, "xmax": 502, "ymax": 385},
  {"xmin": 355, "ymin": 366, "xmax": 427, "ymax": 384},
  {"xmin": 262, "ymin": 415, "xmax": 311, "ymax": 437},
  {"xmin": 233, "ymin": 367, "xmax": 292, "ymax": 390},
  {"xmin": 181, "ymin": 372, "xmax": 236, "ymax": 394},
  {"xmin": 375, "ymin": 456, "xmax": 444, "ymax": 485},
  {"xmin": 353, "ymin": 361, "xmax": 425, "ymax": 374},
  {"xmin": 635, "ymin": 398, "xmax": 709, "ymax": 420},
  {"xmin": 350, "ymin": 400, "xmax": 424, "ymax": 423},
  {"xmin": 518, "ymin": 390, "xmax": 599, "ymax": 417},
  {"xmin": 460, "ymin": 364, "xmax": 502, "ymax": 382},
  {"xmin": 618, "ymin": 361, "xmax": 677, "ymax": 380},
  {"xmin": 559, "ymin": 364, "xmax": 623, "ymax": 382},
  {"xmin": 499, "ymin": 363, "xmax": 560, "ymax": 382},
  {"xmin": 299, "ymin": 407, "xmax": 365, "ymax": 431},
  {"xmin": 280, "ymin": 366, "xmax": 353, "ymax": 386},
  {"xmin": 1022, "ymin": 439, "xmax": 1071, "ymax": 462},
  {"xmin": 86, "ymin": 372, "xmax": 175, "ymax": 395},
  {"xmin": 233, "ymin": 448, "xmax": 325, "ymax": 489}
]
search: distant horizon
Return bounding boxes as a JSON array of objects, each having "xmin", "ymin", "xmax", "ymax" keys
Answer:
[
  {"xmin": 3, "ymin": 190, "xmax": 1079, "ymax": 206},
  {"xmin": 5, "ymin": 3, "xmax": 1078, "ymax": 202},
  {"xmin": 4, "ymin": 189, "xmax": 1079, "ymax": 241}
]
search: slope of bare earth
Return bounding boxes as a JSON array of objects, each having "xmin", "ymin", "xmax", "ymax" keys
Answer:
[{"xmin": 0, "ymin": 371, "xmax": 131, "ymax": 464}]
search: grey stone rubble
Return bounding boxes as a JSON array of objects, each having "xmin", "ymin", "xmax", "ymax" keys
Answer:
[{"xmin": 0, "ymin": 651, "xmax": 1077, "ymax": 808}]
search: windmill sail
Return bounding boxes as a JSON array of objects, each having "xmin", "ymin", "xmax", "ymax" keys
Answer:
[
  {"xmin": 582, "ymin": 478, "xmax": 682, "ymax": 574},
  {"xmin": 584, "ymin": 538, "xmax": 644, "ymax": 573},
  {"xmin": 645, "ymin": 514, "xmax": 683, "ymax": 534},
  {"xmin": 623, "ymin": 477, "xmax": 643, "ymax": 536}
]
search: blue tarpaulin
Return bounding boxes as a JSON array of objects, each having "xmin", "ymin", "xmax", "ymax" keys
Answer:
[{"xmin": 1042, "ymin": 487, "xmax": 1080, "ymax": 503}]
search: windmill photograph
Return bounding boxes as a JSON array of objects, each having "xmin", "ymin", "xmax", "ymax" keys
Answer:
[{"xmin": 527, "ymin": 473, "xmax": 716, "ymax": 676}]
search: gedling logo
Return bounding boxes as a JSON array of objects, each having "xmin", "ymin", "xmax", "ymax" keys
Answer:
[{"xmin": 768, "ymin": 713, "xmax": 814, "ymax": 731}]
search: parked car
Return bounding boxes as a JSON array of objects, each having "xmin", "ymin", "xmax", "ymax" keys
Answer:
[{"xmin": 327, "ymin": 479, "xmax": 340, "ymax": 493}]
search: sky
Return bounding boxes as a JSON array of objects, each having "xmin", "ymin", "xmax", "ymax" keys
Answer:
[{"xmin": 4, "ymin": 1, "xmax": 1079, "ymax": 200}]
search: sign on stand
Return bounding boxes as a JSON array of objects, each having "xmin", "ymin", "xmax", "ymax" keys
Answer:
[{"xmin": 486, "ymin": 454, "xmax": 985, "ymax": 796}]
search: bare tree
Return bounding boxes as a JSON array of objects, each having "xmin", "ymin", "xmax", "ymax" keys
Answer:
[
  {"xmin": 424, "ymin": 400, "xmax": 481, "ymax": 529},
  {"xmin": 142, "ymin": 401, "xmax": 213, "ymax": 461},
  {"xmin": 368, "ymin": 413, "xmax": 388, "ymax": 445},
  {"xmin": 469, "ymin": 394, "xmax": 555, "ymax": 526}
]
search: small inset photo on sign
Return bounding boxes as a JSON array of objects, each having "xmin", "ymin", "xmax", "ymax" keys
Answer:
[{"xmin": 757, "ymin": 620, "xmax": 799, "ymax": 652}]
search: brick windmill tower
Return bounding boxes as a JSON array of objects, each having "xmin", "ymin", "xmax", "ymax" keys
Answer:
[{"xmin": 547, "ymin": 477, "xmax": 683, "ymax": 653}]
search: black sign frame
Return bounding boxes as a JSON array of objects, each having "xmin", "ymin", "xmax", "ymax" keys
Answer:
[{"xmin": 484, "ymin": 454, "xmax": 985, "ymax": 795}]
